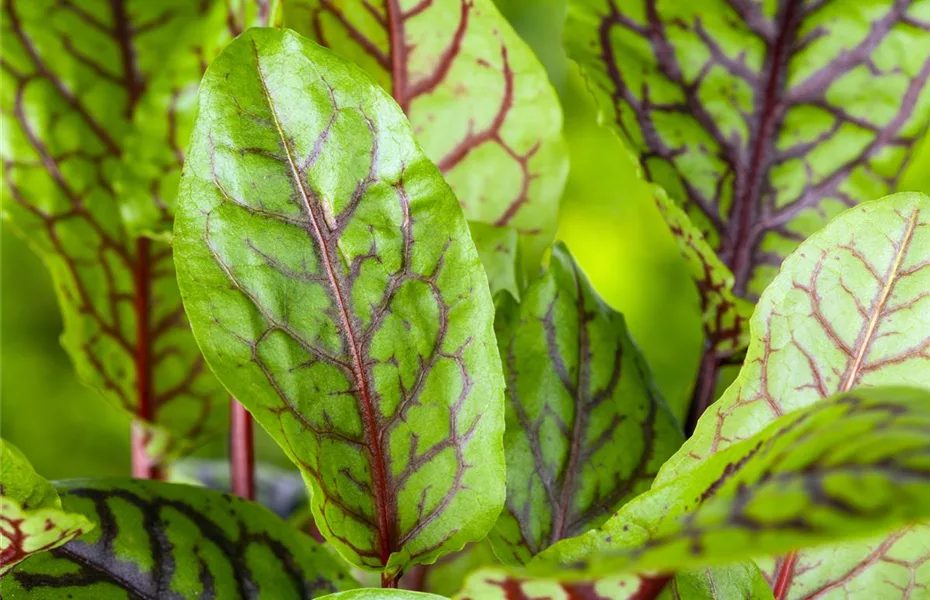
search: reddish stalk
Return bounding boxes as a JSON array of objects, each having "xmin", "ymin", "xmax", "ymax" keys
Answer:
[
  {"xmin": 772, "ymin": 552, "xmax": 798, "ymax": 599},
  {"xmin": 131, "ymin": 237, "xmax": 161, "ymax": 480},
  {"xmin": 381, "ymin": 573, "xmax": 400, "ymax": 589},
  {"xmin": 230, "ymin": 398, "xmax": 256, "ymax": 500},
  {"xmin": 686, "ymin": 346, "xmax": 722, "ymax": 434}
]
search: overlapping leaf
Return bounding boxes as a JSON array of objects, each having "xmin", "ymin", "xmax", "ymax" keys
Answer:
[
  {"xmin": 491, "ymin": 243, "xmax": 682, "ymax": 564},
  {"xmin": 284, "ymin": 0, "xmax": 569, "ymax": 268},
  {"xmin": 117, "ymin": 0, "xmax": 282, "ymax": 238},
  {"xmin": 0, "ymin": 440, "xmax": 93, "ymax": 576},
  {"xmin": 174, "ymin": 28, "xmax": 505, "ymax": 577},
  {"xmin": 565, "ymin": 0, "xmax": 930, "ymax": 351},
  {"xmin": 538, "ymin": 387, "xmax": 930, "ymax": 577},
  {"xmin": 453, "ymin": 567, "xmax": 658, "ymax": 600},
  {"xmin": 0, "ymin": 0, "xmax": 273, "ymax": 462},
  {"xmin": 1, "ymin": 479, "xmax": 357, "ymax": 598},
  {"xmin": 659, "ymin": 564, "xmax": 774, "ymax": 600},
  {"xmin": 468, "ymin": 222, "xmax": 521, "ymax": 299},
  {"xmin": 318, "ymin": 591, "xmax": 445, "ymax": 600},
  {"xmin": 655, "ymin": 193, "xmax": 930, "ymax": 599}
]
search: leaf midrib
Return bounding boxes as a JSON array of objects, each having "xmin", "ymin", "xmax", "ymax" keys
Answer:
[
  {"xmin": 250, "ymin": 41, "xmax": 395, "ymax": 566},
  {"xmin": 841, "ymin": 207, "xmax": 920, "ymax": 392}
]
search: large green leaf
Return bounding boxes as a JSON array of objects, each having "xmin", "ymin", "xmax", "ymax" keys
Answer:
[
  {"xmin": 284, "ymin": 0, "xmax": 568, "ymax": 267},
  {"xmin": 491, "ymin": 242, "xmax": 682, "ymax": 564},
  {"xmin": 117, "ymin": 1, "xmax": 281, "ymax": 238},
  {"xmin": 538, "ymin": 387, "xmax": 930, "ymax": 577},
  {"xmin": 1, "ymin": 479, "xmax": 357, "ymax": 598},
  {"xmin": 656, "ymin": 192, "xmax": 930, "ymax": 597},
  {"xmin": 174, "ymin": 28, "xmax": 506, "ymax": 577},
  {"xmin": 565, "ymin": 0, "xmax": 930, "ymax": 353},
  {"xmin": 0, "ymin": 0, "xmax": 269, "ymax": 462},
  {"xmin": 0, "ymin": 440, "xmax": 93, "ymax": 576}
]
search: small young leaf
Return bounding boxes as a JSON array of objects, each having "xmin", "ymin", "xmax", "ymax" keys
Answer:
[
  {"xmin": 660, "ymin": 563, "xmax": 774, "ymax": 600},
  {"xmin": 539, "ymin": 387, "xmax": 930, "ymax": 576},
  {"xmin": 0, "ymin": 440, "xmax": 93, "ymax": 576},
  {"xmin": 1, "ymin": 479, "xmax": 357, "ymax": 598},
  {"xmin": 174, "ymin": 28, "xmax": 505, "ymax": 576},
  {"xmin": 565, "ymin": 0, "xmax": 930, "ymax": 349},
  {"xmin": 655, "ymin": 191, "xmax": 930, "ymax": 597},
  {"xmin": 491, "ymin": 243, "xmax": 682, "ymax": 564},
  {"xmin": 284, "ymin": 0, "xmax": 569, "ymax": 267},
  {"xmin": 0, "ymin": 0, "xmax": 252, "ymax": 462}
]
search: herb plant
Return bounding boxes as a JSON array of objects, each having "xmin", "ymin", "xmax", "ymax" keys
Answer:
[{"xmin": 1, "ymin": 1, "xmax": 929, "ymax": 599}]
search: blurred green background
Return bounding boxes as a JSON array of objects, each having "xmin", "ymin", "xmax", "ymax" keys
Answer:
[{"xmin": 5, "ymin": 0, "xmax": 928, "ymax": 479}]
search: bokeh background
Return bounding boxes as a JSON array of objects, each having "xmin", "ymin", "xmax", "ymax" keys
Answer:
[{"xmin": 4, "ymin": 0, "xmax": 929, "ymax": 479}]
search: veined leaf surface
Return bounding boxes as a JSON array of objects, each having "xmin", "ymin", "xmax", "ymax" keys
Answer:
[
  {"xmin": 284, "ymin": 0, "xmax": 569, "ymax": 266},
  {"xmin": 491, "ymin": 243, "xmax": 682, "ymax": 564},
  {"xmin": 565, "ymin": 0, "xmax": 930, "ymax": 350},
  {"xmin": 1, "ymin": 479, "xmax": 357, "ymax": 599},
  {"xmin": 539, "ymin": 388, "xmax": 930, "ymax": 577},
  {"xmin": 654, "ymin": 193, "xmax": 930, "ymax": 598},
  {"xmin": 174, "ymin": 28, "xmax": 505, "ymax": 576},
  {"xmin": 0, "ymin": 0, "xmax": 272, "ymax": 461},
  {"xmin": 0, "ymin": 440, "xmax": 93, "ymax": 576},
  {"xmin": 117, "ymin": 0, "xmax": 281, "ymax": 238}
]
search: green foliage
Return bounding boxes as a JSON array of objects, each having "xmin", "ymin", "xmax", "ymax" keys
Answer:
[
  {"xmin": 1, "ymin": 479, "xmax": 357, "ymax": 599},
  {"xmin": 318, "ymin": 591, "xmax": 446, "ymax": 600},
  {"xmin": 0, "ymin": 440, "xmax": 93, "ymax": 576},
  {"xmin": 659, "ymin": 564, "xmax": 774, "ymax": 600},
  {"xmin": 491, "ymin": 243, "xmax": 682, "ymax": 564},
  {"xmin": 565, "ymin": 0, "xmax": 930, "ymax": 354},
  {"xmin": 174, "ymin": 28, "xmax": 505, "ymax": 577},
  {"xmin": 453, "ymin": 567, "xmax": 648, "ymax": 599},
  {"xmin": 0, "ymin": 0, "xmax": 271, "ymax": 463},
  {"xmin": 284, "ymin": 0, "xmax": 569, "ymax": 268},
  {"xmin": 540, "ymin": 388, "xmax": 930, "ymax": 575},
  {"xmin": 658, "ymin": 191, "xmax": 930, "ymax": 600}
]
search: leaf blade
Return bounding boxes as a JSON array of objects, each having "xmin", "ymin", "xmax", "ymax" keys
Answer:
[
  {"xmin": 1, "ymin": 479, "xmax": 357, "ymax": 598},
  {"xmin": 564, "ymin": 0, "xmax": 930, "ymax": 350},
  {"xmin": 285, "ymin": 0, "xmax": 569, "ymax": 268},
  {"xmin": 174, "ymin": 27, "xmax": 506, "ymax": 575},
  {"xmin": 491, "ymin": 243, "xmax": 682, "ymax": 564}
]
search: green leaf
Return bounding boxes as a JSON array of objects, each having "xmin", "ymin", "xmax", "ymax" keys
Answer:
[
  {"xmin": 117, "ymin": 0, "xmax": 280, "ymax": 238},
  {"xmin": 174, "ymin": 28, "xmax": 506, "ymax": 577},
  {"xmin": 284, "ymin": 0, "xmax": 569, "ymax": 268},
  {"xmin": 0, "ymin": 440, "xmax": 94, "ymax": 576},
  {"xmin": 491, "ymin": 243, "xmax": 682, "ymax": 564},
  {"xmin": 656, "ymin": 191, "xmax": 930, "ymax": 598},
  {"xmin": 452, "ymin": 567, "xmax": 655, "ymax": 600},
  {"xmin": 0, "ymin": 0, "xmax": 258, "ymax": 461},
  {"xmin": 317, "ymin": 590, "xmax": 446, "ymax": 600},
  {"xmin": 565, "ymin": 0, "xmax": 930, "ymax": 350},
  {"xmin": 1, "ymin": 479, "xmax": 357, "ymax": 598},
  {"xmin": 660, "ymin": 563, "xmax": 774, "ymax": 600},
  {"xmin": 658, "ymin": 193, "xmax": 930, "ymax": 598},
  {"xmin": 538, "ymin": 387, "xmax": 930, "ymax": 576}
]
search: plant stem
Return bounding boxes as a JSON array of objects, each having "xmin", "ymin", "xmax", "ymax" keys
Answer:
[
  {"xmin": 230, "ymin": 398, "xmax": 255, "ymax": 500},
  {"xmin": 131, "ymin": 237, "xmax": 161, "ymax": 480},
  {"xmin": 772, "ymin": 551, "xmax": 798, "ymax": 599},
  {"xmin": 686, "ymin": 344, "xmax": 722, "ymax": 434},
  {"xmin": 381, "ymin": 572, "xmax": 400, "ymax": 589}
]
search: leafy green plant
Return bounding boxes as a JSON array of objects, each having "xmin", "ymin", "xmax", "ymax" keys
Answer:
[{"xmin": 2, "ymin": 1, "xmax": 930, "ymax": 599}]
